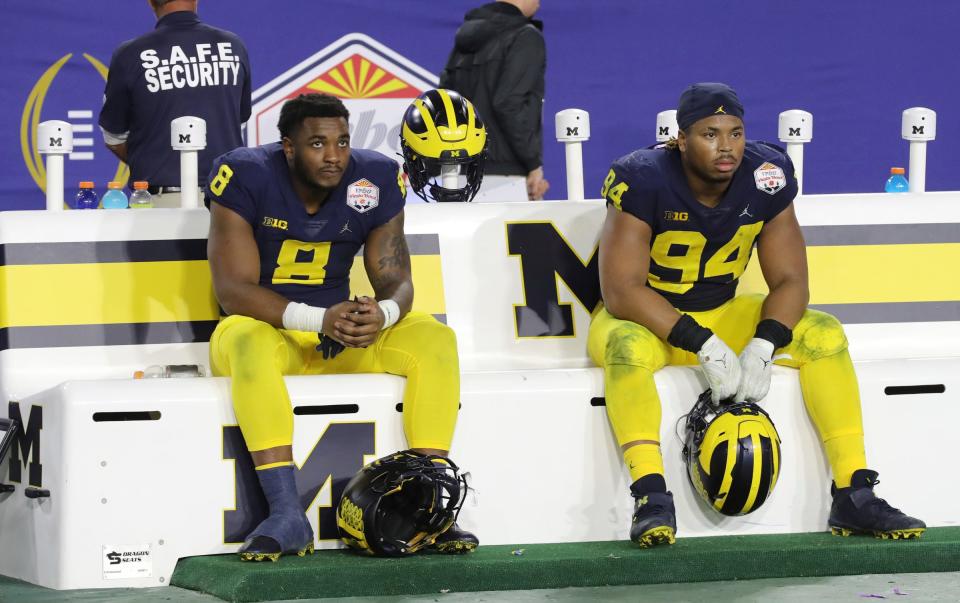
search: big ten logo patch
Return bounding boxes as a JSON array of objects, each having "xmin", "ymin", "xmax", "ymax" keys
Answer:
[
  {"xmin": 7, "ymin": 402, "xmax": 42, "ymax": 488},
  {"xmin": 262, "ymin": 216, "xmax": 289, "ymax": 230},
  {"xmin": 22, "ymin": 53, "xmax": 128, "ymax": 203},
  {"xmin": 506, "ymin": 222, "xmax": 601, "ymax": 337},
  {"xmin": 222, "ymin": 422, "xmax": 375, "ymax": 542},
  {"xmin": 249, "ymin": 34, "xmax": 437, "ymax": 201}
]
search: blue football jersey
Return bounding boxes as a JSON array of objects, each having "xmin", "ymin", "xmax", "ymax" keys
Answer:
[
  {"xmin": 602, "ymin": 140, "xmax": 797, "ymax": 311},
  {"xmin": 205, "ymin": 143, "xmax": 405, "ymax": 308}
]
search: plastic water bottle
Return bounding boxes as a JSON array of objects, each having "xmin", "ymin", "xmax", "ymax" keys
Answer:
[
  {"xmin": 102, "ymin": 181, "xmax": 129, "ymax": 209},
  {"xmin": 75, "ymin": 181, "xmax": 99, "ymax": 210},
  {"xmin": 129, "ymin": 181, "xmax": 154, "ymax": 209},
  {"xmin": 134, "ymin": 364, "xmax": 206, "ymax": 379},
  {"xmin": 884, "ymin": 167, "xmax": 909, "ymax": 193}
]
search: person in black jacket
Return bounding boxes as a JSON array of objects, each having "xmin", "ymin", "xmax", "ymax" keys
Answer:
[{"xmin": 440, "ymin": 0, "xmax": 549, "ymax": 202}]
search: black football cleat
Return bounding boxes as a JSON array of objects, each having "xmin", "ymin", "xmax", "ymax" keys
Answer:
[
  {"xmin": 431, "ymin": 522, "xmax": 478, "ymax": 554},
  {"xmin": 630, "ymin": 491, "xmax": 677, "ymax": 548},
  {"xmin": 238, "ymin": 512, "xmax": 315, "ymax": 562},
  {"xmin": 829, "ymin": 469, "xmax": 926, "ymax": 540}
]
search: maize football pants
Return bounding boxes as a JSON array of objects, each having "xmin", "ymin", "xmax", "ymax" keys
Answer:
[
  {"xmin": 210, "ymin": 311, "xmax": 460, "ymax": 453},
  {"xmin": 587, "ymin": 294, "xmax": 867, "ymax": 488}
]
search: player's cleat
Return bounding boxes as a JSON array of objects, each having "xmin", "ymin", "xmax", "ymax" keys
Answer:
[
  {"xmin": 829, "ymin": 469, "xmax": 926, "ymax": 540},
  {"xmin": 239, "ymin": 513, "xmax": 315, "ymax": 562},
  {"xmin": 431, "ymin": 522, "xmax": 478, "ymax": 554},
  {"xmin": 630, "ymin": 491, "xmax": 677, "ymax": 548},
  {"xmin": 239, "ymin": 465, "xmax": 315, "ymax": 562}
]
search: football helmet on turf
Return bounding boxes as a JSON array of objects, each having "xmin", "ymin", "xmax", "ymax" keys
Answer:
[
  {"xmin": 336, "ymin": 450, "xmax": 467, "ymax": 556},
  {"xmin": 400, "ymin": 88, "xmax": 486, "ymax": 202},
  {"xmin": 683, "ymin": 390, "xmax": 782, "ymax": 516}
]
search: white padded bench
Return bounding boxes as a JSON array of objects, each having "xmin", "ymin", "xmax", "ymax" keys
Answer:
[{"xmin": 1, "ymin": 198, "xmax": 958, "ymax": 589}]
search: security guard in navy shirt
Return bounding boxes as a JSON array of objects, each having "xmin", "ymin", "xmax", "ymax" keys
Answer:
[{"xmin": 99, "ymin": 0, "xmax": 251, "ymax": 203}]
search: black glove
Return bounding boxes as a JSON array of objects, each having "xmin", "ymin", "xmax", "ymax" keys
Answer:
[{"xmin": 316, "ymin": 334, "xmax": 345, "ymax": 360}]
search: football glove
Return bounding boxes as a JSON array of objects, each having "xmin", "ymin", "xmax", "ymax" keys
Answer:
[
  {"xmin": 696, "ymin": 334, "xmax": 741, "ymax": 404},
  {"xmin": 735, "ymin": 338, "xmax": 775, "ymax": 403},
  {"xmin": 316, "ymin": 334, "xmax": 345, "ymax": 360}
]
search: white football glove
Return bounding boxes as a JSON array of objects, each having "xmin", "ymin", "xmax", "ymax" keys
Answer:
[
  {"xmin": 735, "ymin": 338, "xmax": 776, "ymax": 403},
  {"xmin": 696, "ymin": 334, "xmax": 742, "ymax": 404}
]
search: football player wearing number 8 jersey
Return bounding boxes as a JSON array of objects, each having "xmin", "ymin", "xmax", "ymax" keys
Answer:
[
  {"xmin": 589, "ymin": 83, "xmax": 924, "ymax": 547},
  {"xmin": 205, "ymin": 93, "xmax": 476, "ymax": 560}
]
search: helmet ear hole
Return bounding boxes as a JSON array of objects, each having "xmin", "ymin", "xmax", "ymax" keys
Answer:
[
  {"xmin": 400, "ymin": 88, "xmax": 487, "ymax": 202},
  {"xmin": 683, "ymin": 391, "xmax": 782, "ymax": 516}
]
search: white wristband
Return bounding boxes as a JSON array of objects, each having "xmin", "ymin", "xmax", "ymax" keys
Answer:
[
  {"xmin": 282, "ymin": 301, "xmax": 326, "ymax": 332},
  {"xmin": 379, "ymin": 299, "xmax": 400, "ymax": 329}
]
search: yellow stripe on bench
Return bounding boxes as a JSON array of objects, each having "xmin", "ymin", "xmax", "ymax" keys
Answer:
[
  {"xmin": 0, "ymin": 249, "xmax": 444, "ymax": 330},
  {"xmin": 740, "ymin": 243, "xmax": 960, "ymax": 304}
]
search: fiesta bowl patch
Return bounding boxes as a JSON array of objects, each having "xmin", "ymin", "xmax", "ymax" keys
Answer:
[
  {"xmin": 754, "ymin": 162, "xmax": 786, "ymax": 195},
  {"xmin": 346, "ymin": 178, "xmax": 380, "ymax": 213}
]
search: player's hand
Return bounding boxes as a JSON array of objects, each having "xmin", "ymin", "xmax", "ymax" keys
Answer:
[
  {"xmin": 332, "ymin": 296, "xmax": 384, "ymax": 348},
  {"xmin": 735, "ymin": 338, "xmax": 775, "ymax": 403},
  {"xmin": 527, "ymin": 167, "xmax": 549, "ymax": 200},
  {"xmin": 320, "ymin": 300, "xmax": 361, "ymax": 348},
  {"xmin": 696, "ymin": 334, "xmax": 742, "ymax": 404}
]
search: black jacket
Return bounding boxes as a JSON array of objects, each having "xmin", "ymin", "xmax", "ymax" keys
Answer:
[{"xmin": 440, "ymin": 2, "xmax": 545, "ymax": 176}]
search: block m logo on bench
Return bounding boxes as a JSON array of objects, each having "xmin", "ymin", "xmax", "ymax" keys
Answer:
[
  {"xmin": 507, "ymin": 222, "xmax": 601, "ymax": 337},
  {"xmin": 7, "ymin": 402, "xmax": 42, "ymax": 488},
  {"xmin": 223, "ymin": 422, "xmax": 375, "ymax": 543}
]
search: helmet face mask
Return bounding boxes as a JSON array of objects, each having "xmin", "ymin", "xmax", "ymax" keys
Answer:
[
  {"xmin": 336, "ymin": 450, "xmax": 467, "ymax": 556},
  {"xmin": 683, "ymin": 390, "xmax": 782, "ymax": 516},
  {"xmin": 400, "ymin": 89, "xmax": 487, "ymax": 202}
]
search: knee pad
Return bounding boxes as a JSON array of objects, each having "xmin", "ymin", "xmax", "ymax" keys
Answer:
[
  {"xmin": 794, "ymin": 310, "xmax": 848, "ymax": 361},
  {"xmin": 395, "ymin": 314, "xmax": 458, "ymax": 359},
  {"xmin": 604, "ymin": 322, "xmax": 662, "ymax": 370}
]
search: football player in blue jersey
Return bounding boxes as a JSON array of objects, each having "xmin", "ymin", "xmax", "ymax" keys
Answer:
[
  {"xmin": 589, "ymin": 83, "xmax": 925, "ymax": 547},
  {"xmin": 205, "ymin": 93, "xmax": 478, "ymax": 560}
]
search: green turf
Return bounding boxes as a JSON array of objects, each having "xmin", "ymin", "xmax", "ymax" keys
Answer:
[{"xmin": 169, "ymin": 527, "xmax": 960, "ymax": 602}]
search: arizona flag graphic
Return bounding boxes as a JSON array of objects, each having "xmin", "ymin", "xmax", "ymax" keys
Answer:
[{"xmin": 249, "ymin": 34, "xmax": 437, "ymax": 163}]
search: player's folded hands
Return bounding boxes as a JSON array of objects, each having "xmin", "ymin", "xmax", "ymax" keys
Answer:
[
  {"xmin": 696, "ymin": 334, "xmax": 741, "ymax": 404},
  {"xmin": 331, "ymin": 296, "xmax": 385, "ymax": 348}
]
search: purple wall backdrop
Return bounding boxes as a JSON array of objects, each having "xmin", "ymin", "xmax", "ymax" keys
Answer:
[{"xmin": 2, "ymin": 1, "xmax": 959, "ymax": 210}]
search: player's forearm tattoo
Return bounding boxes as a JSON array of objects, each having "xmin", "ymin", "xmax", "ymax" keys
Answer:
[{"xmin": 377, "ymin": 233, "xmax": 410, "ymax": 272}]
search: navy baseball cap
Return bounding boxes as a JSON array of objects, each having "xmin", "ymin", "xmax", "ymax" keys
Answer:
[{"xmin": 677, "ymin": 83, "xmax": 744, "ymax": 131}]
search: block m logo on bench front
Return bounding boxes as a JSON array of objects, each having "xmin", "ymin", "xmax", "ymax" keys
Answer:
[
  {"xmin": 507, "ymin": 222, "xmax": 601, "ymax": 337},
  {"xmin": 8, "ymin": 402, "xmax": 42, "ymax": 488},
  {"xmin": 223, "ymin": 422, "xmax": 375, "ymax": 543}
]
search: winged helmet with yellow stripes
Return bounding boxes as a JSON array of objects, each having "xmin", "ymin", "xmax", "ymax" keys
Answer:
[
  {"xmin": 400, "ymin": 89, "xmax": 487, "ymax": 202},
  {"xmin": 683, "ymin": 390, "xmax": 782, "ymax": 516}
]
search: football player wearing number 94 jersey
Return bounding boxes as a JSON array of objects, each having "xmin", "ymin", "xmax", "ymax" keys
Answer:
[
  {"xmin": 588, "ymin": 83, "xmax": 924, "ymax": 547},
  {"xmin": 205, "ymin": 93, "xmax": 475, "ymax": 561}
]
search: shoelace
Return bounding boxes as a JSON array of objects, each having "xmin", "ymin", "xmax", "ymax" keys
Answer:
[
  {"xmin": 864, "ymin": 495, "xmax": 903, "ymax": 515},
  {"xmin": 635, "ymin": 498, "xmax": 671, "ymax": 514},
  {"xmin": 856, "ymin": 478, "xmax": 905, "ymax": 516}
]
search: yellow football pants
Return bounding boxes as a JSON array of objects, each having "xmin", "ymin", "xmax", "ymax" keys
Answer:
[
  {"xmin": 209, "ymin": 311, "xmax": 460, "ymax": 453},
  {"xmin": 587, "ymin": 294, "xmax": 867, "ymax": 488}
]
